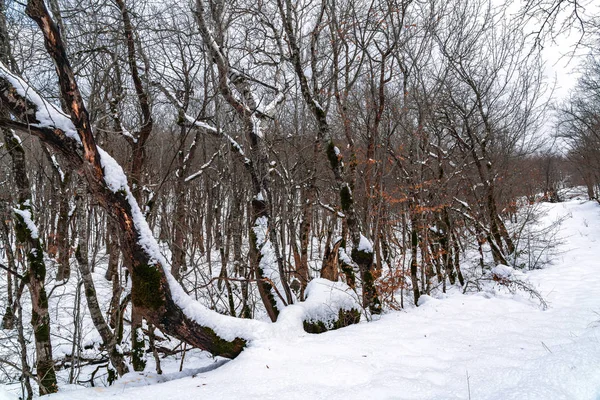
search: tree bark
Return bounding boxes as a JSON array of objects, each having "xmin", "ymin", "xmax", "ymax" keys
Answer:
[
  {"xmin": 3, "ymin": 128, "xmax": 58, "ymax": 396},
  {"xmin": 74, "ymin": 180, "xmax": 129, "ymax": 377}
]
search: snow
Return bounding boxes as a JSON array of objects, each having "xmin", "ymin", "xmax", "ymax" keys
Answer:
[
  {"xmin": 261, "ymin": 91, "xmax": 285, "ymax": 117},
  {"xmin": 252, "ymin": 216, "xmax": 290, "ymax": 312},
  {"xmin": 183, "ymin": 114, "xmax": 217, "ymax": 133},
  {"xmin": 97, "ymin": 148, "xmax": 129, "ymax": 193},
  {"xmin": 270, "ymin": 279, "xmax": 360, "ymax": 334},
  {"xmin": 455, "ymin": 197, "xmax": 470, "ymax": 208},
  {"xmin": 120, "ymin": 125, "xmax": 138, "ymax": 143},
  {"xmin": 429, "ymin": 225, "xmax": 441, "ymax": 234},
  {"xmin": 338, "ymin": 247, "xmax": 357, "ymax": 268},
  {"xmin": 0, "ymin": 63, "xmax": 80, "ymax": 142},
  {"xmin": 357, "ymin": 234, "xmax": 373, "ymax": 253},
  {"xmin": 50, "ymin": 154, "xmax": 66, "ymax": 182},
  {"xmin": 251, "ymin": 114, "xmax": 263, "ymax": 139},
  {"xmin": 184, "ymin": 151, "xmax": 219, "ymax": 183},
  {"xmin": 25, "ymin": 199, "xmax": 600, "ymax": 400},
  {"xmin": 490, "ymin": 264, "xmax": 516, "ymax": 279},
  {"xmin": 0, "ymin": 388, "xmax": 17, "ymax": 400},
  {"xmin": 317, "ymin": 200, "xmax": 345, "ymax": 218},
  {"xmin": 12, "ymin": 207, "xmax": 39, "ymax": 239},
  {"xmin": 299, "ymin": 278, "xmax": 360, "ymax": 329},
  {"xmin": 10, "ymin": 131, "xmax": 22, "ymax": 145},
  {"xmin": 184, "ymin": 114, "xmax": 250, "ymax": 165}
]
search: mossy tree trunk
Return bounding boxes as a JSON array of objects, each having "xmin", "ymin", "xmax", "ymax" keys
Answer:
[
  {"xmin": 1, "ymin": 10, "xmax": 57, "ymax": 384},
  {"xmin": 3, "ymin": 129, "xmax": 58, "ymax": 396},
  {"xmin": 0, "ymin": 0, "xmax": 14, "ymax": 332}
]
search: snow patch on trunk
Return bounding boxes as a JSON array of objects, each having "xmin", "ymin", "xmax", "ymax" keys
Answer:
[
  {"xmin": 252, "ymin": 216, "xmax": 289, "ymax": 311},
  {"xmin": 13, "ymin": 208, "xmax": 39, "ymax": 239},
  {"xmin": 357, "ymin": 234, "xmax": 373, "ymax": 253}
]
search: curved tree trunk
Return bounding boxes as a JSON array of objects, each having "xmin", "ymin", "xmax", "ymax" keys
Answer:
[{"xmin": 0, "ymin": 0, "xmax": 247, "ymax": 358}]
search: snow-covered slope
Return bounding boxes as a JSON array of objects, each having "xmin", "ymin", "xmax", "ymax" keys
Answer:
[{"xmin": 4, "ymin": 199, "xmax": 600, "ymax": 400}]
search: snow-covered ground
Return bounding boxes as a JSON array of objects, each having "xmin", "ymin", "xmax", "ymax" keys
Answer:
[{"xmin": 3, "ymin": 199, "xmax": 600, "ymax": 400}]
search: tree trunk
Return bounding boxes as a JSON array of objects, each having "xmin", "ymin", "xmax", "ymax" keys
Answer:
[
  {"xmin": 0, "ymin": 202, "xmax": 16, "ymax": 330},
  {"xmin": 74, "ymin": 180, "xmax": 129, "ymax": 378},
  {"xmin": 51, "ymin": 164, "xmax": 71, "ymax": 281},
  {"xmin": 105, "ymin": 218, "xmax": 120, "ymax": 281},
  {"xmin": 409, "ymin": 212, "xmax": 421, "ymax": 306},
  {"xmin": 3, "ymin": 128, "xmax": 58, "ymax": 395}
]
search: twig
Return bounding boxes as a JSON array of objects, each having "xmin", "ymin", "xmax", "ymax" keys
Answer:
[
  {"xmin": 541, "ymin": 341, "xmax": 553, "ymax": 353},
  {"xmin": 466, "ymin": 370, "xmax": 471, "ymax": 400},
  {"xmin": 0, "ymin": 263, "xmax": 25, "ymax": 280}
]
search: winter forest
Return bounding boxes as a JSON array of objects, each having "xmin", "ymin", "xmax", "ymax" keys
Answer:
[{"xmin": 0, "ymin": 0, "xmax": 600, "ymax": 398}]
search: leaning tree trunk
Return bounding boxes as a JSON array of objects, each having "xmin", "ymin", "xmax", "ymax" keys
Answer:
[
  {"xmin": 1, "ymin": 0, "xmax": 362, "ymax": 361},
  {"xmin": 73, "ymin": 179, "xmax": 129, "ymax": 378},
  {"xmin": 0, "ymin": 0, "xmax": 247, "ymax": 358}
]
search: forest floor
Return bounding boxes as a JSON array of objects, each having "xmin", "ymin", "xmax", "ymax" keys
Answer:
[{"xmin": 3, "ymin": 198, "xmax": 600, "ymax": 399}]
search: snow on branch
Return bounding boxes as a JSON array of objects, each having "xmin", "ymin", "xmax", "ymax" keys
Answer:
[
  {"xmin": 0, "ymin": 63, "xmax": 265, "ymax": 344},
  {"xmin": 13, "ymin": 207, "xmax": 39, "ymax": 239},
  {"xmin": 50, "ymin": 154, "xmax": 66, "ymax": 182},
  {"xmin": 183, "ymin": 114, "xmax": 217, "ymax": 133},
  {"xmin": 255, "ymin": 81, "xmax": 287, "ymax": 119},
  {"xmin": 185, "ymin": 150, "xmax": 220, "ymax": 183},
  {"xmin": 318, "ymin": 199, "xmax": 346, "ymax": 218},
  {"xmin": 453, "ymin": 197, "xmax": 471, "ymax": 210},
  {"xmin": 182, "ymin": 110, "xmax": 250, "ymax": 166},
  {"xmin": 153, "ymin": 79, "xmax": 251, "ymax": 165},
  {"xmin": 0, "ymin": 62, "xmax": 80, "ymax": 143}
]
